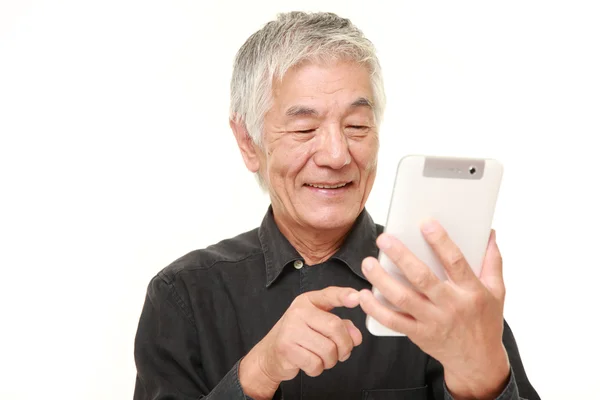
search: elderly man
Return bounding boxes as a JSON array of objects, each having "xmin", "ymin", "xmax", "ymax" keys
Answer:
[{"xmin": 134, "ymin": 11, "xmax": 539, "ymax": 400}]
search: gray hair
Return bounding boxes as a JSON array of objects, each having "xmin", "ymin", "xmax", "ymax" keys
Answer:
[{"xmin": 229, "ymin": 11, "xmax": 386, "ymax": 189}]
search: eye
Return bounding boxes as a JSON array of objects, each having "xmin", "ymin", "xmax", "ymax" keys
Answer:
[
  {"xmin": 295, "ymin": 128, "xmax": 317, "ymax": 134},
  {"xmin": 346, "ymin": 125, "xmax": 370, "ymax": 133}
]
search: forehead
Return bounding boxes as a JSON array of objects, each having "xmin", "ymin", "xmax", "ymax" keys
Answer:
[{"xmin": 270, "ymin": 60, "xmax": 374, "ymax": 114}]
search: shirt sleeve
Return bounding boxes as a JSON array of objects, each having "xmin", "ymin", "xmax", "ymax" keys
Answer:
[
  {"xmin": 442, "ymin": 368, "xmax": 520, "ymax": 400},
  {"xmin": 133, "ymin": 275, "xmax": 252, "ymax": 400}
]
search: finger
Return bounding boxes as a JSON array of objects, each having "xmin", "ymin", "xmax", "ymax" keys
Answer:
[
  {"xmin": 295, "ymin": 328, "xmax": 340, "ymax": 370},
  {"xmin": 337, "ymin": 320, "xmax": 362, "ymax": 362},
  {"xmin": 358, "ymin": 289, "xmax": 416, "ymax": 336},
  {"xmin": 304, "ymin": 286, "xmax": 360, "ymax": 311},
  {"xmin": 360, "ymin": 257, "xmax": 435, "ymax": 320},
  {"xmin": 480, "ymin": 229, "xmax": 505, "ymax": 300},
  {"xmin": 304, "ymin": 310, "xmax": 356, "ymax": 363},
  {"xmin": 343, "ymin": 319, "xmax": 363, "ymax": 349},
  {"xmin": 287, "ymin": 344, "xmax": 324, "ymax": 377},
  {"xmin": 376, "ymin": 234, "xmax": 443, "ymax": 299},
  {"xmin": 420, "ymin": 219, "xmax": 480, "ymax": 289}
]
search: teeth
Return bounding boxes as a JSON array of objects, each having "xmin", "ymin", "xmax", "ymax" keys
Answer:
[{"xmin": 307, "ymin": 182, "xmax": 348, "ymax": 189}]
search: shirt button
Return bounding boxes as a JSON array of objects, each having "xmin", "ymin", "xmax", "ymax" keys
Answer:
[{"xmin": 293, "ymin": 260, "xmax": 304, "ymax": 269}]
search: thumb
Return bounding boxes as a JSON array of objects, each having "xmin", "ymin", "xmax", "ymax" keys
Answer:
[{"xmin": 479, "ymin": 229, "xmax": 505, "ymax": 300}]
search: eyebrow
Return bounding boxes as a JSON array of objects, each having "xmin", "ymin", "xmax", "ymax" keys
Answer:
[
  {"xmin": 284, "ymin": 97, "xmax": 373, "ymax": 118},
  {"xmin": 350, "ymin": 97, "xmax": 374, "ymax": 109},
  {"xmin": 285, "ymin": 105, "xmax": 319, "ymax": 117}
]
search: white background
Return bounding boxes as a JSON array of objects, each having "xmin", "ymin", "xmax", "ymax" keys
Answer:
[{"xmin": 1, "ymin": 1, "xmax": 599, "ymax": 399}]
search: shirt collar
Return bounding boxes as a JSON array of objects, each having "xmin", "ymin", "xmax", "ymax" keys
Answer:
[{"xmin": 258, "ymin": 206, "xmax": 381, "ymax": 287}]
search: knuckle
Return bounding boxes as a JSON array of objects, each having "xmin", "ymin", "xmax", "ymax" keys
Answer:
[
  {"xmin": 338, "ymin": 332, "xmax": 353, "ymax": 353},
  {"xmin": 275, "ymin": 340, "xmax": 291, "ymax": 359},
  {"xmin": 470, "ymin": 291, "xmax": 487, "ymax": 309},
  {"xmin": 339, "ymin": 350, "xmax": 352, "ymax": 362},
  {"xmin": 391, "ymin": 290, "xmax": 409, "ymax": 308},
  {"xmin": 306, "ymin": 357, "xmax": 324, "ymax": 377},
  {"xmin": 381, "ymin": 312, "xmax": 398, "ymax": 330},
  {"xmin": 327, "ymin": 316, "xmax": 345, "ymax": 332},
  {"xmin": 324, "ymin": 340, "xmax": 337, "ymax": 358},
  {"xmin": 323, "ymin": 352, "xmax": 337, "ymax": 369},
  {"xmin": 389, "ymin": 250, "xmax": 405, "ymax": 266},
  {"xmin": 413, "ymin": 270, "xmax": 431, "ymax": 289},
  {"xmin": 339, "ymin": 331, "xmax": 353, "ymax": 347},
  {"xmin": 460, "ymin": 290, "xmax": 487, "ymax": 314},
  {"xmin": 395, "ymin": 250, "xmax": 412, "ymax": 269},
  {"xmin": 322, "ymin": 360, "xmax": 335, "ymax": 371},
  {"xmin": 447, "ymin": 250, "xmax": 464, "ymax": 269},
  {"xmin": 473, "ymin": 294, "xmax": 489, "ymax": 312},
  {"xmin": 339, "ymin": 343, "xmax": 352, "ymax": 359},
  {"xmin": 286, "ymin": 307, "xmax": 303, "ymax": 320}
]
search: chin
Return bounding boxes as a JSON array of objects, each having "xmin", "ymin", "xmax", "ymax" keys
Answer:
[{"xmin": 301, "ymin": 204, "xmax": 361, "ymax": 231}]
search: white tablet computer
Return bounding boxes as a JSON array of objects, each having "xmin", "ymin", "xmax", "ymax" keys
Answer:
[{"xmin": 366, "ymin": 155, "xmax": 504, "ymax": 336}]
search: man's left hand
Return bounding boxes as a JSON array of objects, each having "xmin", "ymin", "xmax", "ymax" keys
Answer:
[{"xmin": 359, "ymin": 220, "xmax": 510, "ymax": 400}]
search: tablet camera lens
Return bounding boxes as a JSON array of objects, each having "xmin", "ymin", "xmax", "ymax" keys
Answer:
[{"xmin": 469, "ymin": 166, "xmax": 477, "ymax": 175}]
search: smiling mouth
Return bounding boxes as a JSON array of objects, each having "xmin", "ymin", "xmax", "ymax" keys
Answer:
[{"xmin": 305, "ymin": 182, "xmax": 352, "ymax": 189}]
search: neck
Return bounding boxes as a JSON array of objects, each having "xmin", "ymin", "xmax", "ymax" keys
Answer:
[{"xmin": 272, "ymin": 211, "xmax": 352, "ymax": 266}]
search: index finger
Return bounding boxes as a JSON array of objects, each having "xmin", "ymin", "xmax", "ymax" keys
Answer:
[
  {"xmin": 420, "ymin": 219, "xmax": 481, "ymax": 289},
  {"xmin": 304, "ymin": 286, "xmax": 360, "ymax": 311}
]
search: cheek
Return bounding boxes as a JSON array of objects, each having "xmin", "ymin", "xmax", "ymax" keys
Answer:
[
  {"xmin": 267, "ymin": 142, "xmax": 314, "ymax": 183},
  {"xmin": 350, "ymin": 138, "xmax": 379, "ymax": 173}
]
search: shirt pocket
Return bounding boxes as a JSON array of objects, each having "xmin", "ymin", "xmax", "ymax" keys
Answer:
[{"xmin": 362, "ymin": 386, "xmax": 428, "ymax": 400}]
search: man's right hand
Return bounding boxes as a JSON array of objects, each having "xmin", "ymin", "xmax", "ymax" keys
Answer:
[{"xmin": 239, "ymin": 286, "xmax": 363, "ymax": 400}]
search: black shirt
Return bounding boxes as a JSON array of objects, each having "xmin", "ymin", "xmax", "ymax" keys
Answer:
[{"xmin": 133, "ymin": 207, "xmax": 539, "ymax": 400}]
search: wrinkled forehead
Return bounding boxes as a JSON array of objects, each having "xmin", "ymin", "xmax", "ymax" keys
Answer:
[{"xmin": 269, "ymin": 60, "xmax": 375, "ymax": 117}]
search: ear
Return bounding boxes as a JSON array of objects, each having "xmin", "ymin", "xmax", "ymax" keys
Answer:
[{"xmin": 230, "ymin": 117, "xmax": 261, "ymax": 173}]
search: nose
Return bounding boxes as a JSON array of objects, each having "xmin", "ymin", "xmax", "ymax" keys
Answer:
[{"xmin": 313, "ymin": 125, "xmax": 351, "ymax": 170}]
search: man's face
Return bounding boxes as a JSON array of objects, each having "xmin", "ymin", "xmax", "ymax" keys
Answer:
[{"xmin": 242, "ymin": 60, "xmax": 379, "ymax": 231}]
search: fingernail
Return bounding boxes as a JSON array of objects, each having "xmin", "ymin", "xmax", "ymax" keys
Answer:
[
  {"xmin": 359, "ymin": 290, "xmax": 369, "ymax": 302},
  {"xmin": 347, "ymin": 292, "xmax": 359, "ymax": 303},
  {"xmin": 421, "ymin": 219, "xmax": 438, "ymax": 234},
  {"xmin": 491, "ymin": 229, "xmax": 497, "ymax": 243},
  {"xmin": 377, "ymin": 235, "xmax": 392, "ymax": 249},
  {"xmin": 340, "ymin": 352, "xmax": 351, "ymax": 362},
  {"xmin": 362, "ymin": 258, "xmax": 374, "ymax": 272}
]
